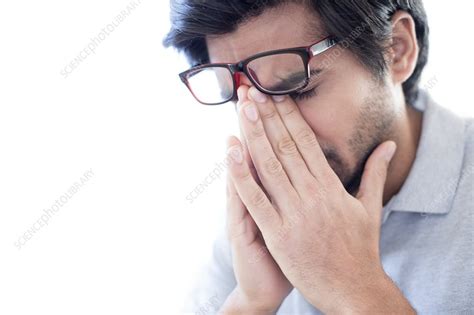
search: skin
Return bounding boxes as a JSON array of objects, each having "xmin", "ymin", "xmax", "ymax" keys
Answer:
[{"xmin": 205, "ymin": 3, "xmax": 422, "ymax": 314}]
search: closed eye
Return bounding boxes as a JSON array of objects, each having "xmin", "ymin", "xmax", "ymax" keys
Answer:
[{"xmin": 290, "ymin": 85, "xmax": 318, "ymax": 101}]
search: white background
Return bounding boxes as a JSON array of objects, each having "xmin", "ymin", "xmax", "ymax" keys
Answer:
[{"xmin": 0, "ymin": 1, "xmax": 472, "ymax": 314}]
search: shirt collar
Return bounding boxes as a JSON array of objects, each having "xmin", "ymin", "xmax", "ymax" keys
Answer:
[{"xmin": 382, "ymin": 90, "xmax": 467, "ymax": 223}]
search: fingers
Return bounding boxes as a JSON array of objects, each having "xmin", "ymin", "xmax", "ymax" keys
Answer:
[
  {"xmin": 226, "ymin": 137, "xmax": 247, "ymax": 231},
  {"xmin": 227, "ymin": 136, "xmax": 281, "ymax": 235},
  {"xmin": 239, "ymin": 125, "xmax": 262, "ymax": 187},
  {"xmin": 227, "ymin": 136, "xmax": 263, "ymax": 247},
  {"xmin": 236, "ymin": 86, "xmax": 299, "ymax": 211},
  {"xmin": 356, "ymin": 141, "xmax": 397, "ymax": 218},
  {"xmin": 226, "ymin": 170, "xmax": 259, "ymax": 247},
  {"xmin": 272, "ymin": 94, "xmax": 334, "ymax": 181},
  {"xmin": 237, "ymin": 129, "xmax": 272, "ymax": 205},
  {"xmin": 247, "ymin": 86, "xmax": 316, "ymax": 193}
]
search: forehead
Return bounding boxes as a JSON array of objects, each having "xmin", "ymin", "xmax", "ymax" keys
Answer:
[{"xmin": 206, "ymin": 2, "xmax": 325, "ymax": 64}]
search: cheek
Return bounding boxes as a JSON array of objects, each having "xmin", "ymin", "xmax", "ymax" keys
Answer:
[
  {"xmin": 296, "ymin": 68, "xmax": 375, "ymax": 170},
  {"xmin": 297, "ymin": 87, "xmax": 361, "ymax": 152}
]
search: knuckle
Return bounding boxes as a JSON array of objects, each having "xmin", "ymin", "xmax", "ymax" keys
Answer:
[
  {"xmin": 226, "ymin": 223, "xmax": 246, "ymax": 242},
  {"xmin": 280, "ymin": 103, "xmax": 297, "ymax": 116},
  {"xmin": 250, "ymin": 189, "xmax": 269, "ymax": 209},
  {"xmin": 262, "ymin": 157, "xmax": 284, "ymax": 178},
  {"xmin": 374, "ymin": 164, "xmax": 387, "ymax": 179},
  {"xmin": 295, "ymin": 129, "xmax": 317, "ymax": 147},
  {"xmin": 235, "ymin": 167, "xmax": 253, "ymax": 182},
  {"xmin": 277, "ymin": 137, "xmax": 298, "ymax": 156},
  {"xmin": 248, "ymin": 125, "xmax": 266, "ymax": 141},
  {"xmin": 260, "ymin": 109, "xmax": 278, "ymax": 121}
]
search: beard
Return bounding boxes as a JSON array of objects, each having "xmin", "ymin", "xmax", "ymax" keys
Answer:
[{"xmin": 322, "ymin": 85, "xmax": 397, "ymax": 196}]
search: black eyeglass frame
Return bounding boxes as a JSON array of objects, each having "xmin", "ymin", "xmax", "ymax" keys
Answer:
[{"xmin": 178, "ymin": 37, "xmax": 339, "ymax": 105}]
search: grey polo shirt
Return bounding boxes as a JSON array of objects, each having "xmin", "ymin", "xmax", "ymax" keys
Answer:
[{"xmin": 187, "ymin": 91, "xmax": 474, "ymax": 315}]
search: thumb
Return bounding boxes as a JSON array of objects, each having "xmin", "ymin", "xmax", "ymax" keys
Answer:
[{"xmin": 357, "ymin": 141, "xmax": 397, "ymax": 214}]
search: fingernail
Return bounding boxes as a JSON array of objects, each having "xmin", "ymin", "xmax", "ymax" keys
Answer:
[
  {"xmin": 227, "ymin": 145, "xmax": 243, "ymax": 164},
  {"xmin": 244, "ymin": 104, "xmax": 259, "ymax": 122},
  {"xmin": 272, "ymin": 95, "xmax": 286, "ymax": 103},
  {"xmin": 384, "ymin": 142, "xmax": 397, "ymax": 162},
  {"xmin": 249, "ymin": 88, "xmax": 268, "ymax": 103}
]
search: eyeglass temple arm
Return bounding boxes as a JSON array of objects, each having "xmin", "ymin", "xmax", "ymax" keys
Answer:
[{"xmin": 310, "ymin": 37, "xmax": 338, "ymax": 57}]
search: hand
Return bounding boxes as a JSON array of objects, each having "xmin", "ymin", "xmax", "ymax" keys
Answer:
[
  {"xmin": 219, "ymin": 137, "xmax": 292, "ymax": 314},
  {"xmin": 226, "ymin": 85, "xmax": 414, "ymax": 313}
]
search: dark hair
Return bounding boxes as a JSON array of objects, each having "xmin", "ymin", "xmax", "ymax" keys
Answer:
[{"xmin": 163, "ymin": 0, "xmax": 429, "ymax": 104}]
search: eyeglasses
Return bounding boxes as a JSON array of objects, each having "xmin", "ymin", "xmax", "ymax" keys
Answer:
[{"xmin": 178, "ymin": 37, "xmax": 339, "ymax": 105}]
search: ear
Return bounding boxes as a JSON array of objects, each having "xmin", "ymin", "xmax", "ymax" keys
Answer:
[{"xmin": 387, "ymin": 11, "xmax": 419, "ymax": 85}]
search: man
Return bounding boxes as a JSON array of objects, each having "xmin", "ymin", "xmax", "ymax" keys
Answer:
[{"xmin": 164, "ymin": 1, "xmax": 473, "ymax": 314}]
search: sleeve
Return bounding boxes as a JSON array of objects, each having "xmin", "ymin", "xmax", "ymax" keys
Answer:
[{"xmin": 181, "ymin": 230, "xmax": 237, "ymax": 315}]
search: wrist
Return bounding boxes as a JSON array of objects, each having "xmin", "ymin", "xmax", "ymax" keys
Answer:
[
  {"xmin": 218, "ymin": 287, "xmax": 280, "ymax": 315},
  {"xmin": 330, "ymin": 273, "xmax": 415, "ymax": 315}
]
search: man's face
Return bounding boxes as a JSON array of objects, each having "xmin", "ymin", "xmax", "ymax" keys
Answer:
[{"xmin": 206, "ymin": 3, "xmax": 399, "ymax": 194}]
